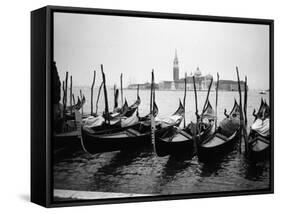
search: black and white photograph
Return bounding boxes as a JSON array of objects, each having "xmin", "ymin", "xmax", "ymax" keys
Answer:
[{"xmin": 51, "ymin": 10, "xmax": 272, "ymax": 202}]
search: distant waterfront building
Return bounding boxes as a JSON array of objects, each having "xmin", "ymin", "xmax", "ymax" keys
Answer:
[
  {"xmin": 218, "ymin": 80, "xmax": 246, "ymax": 91},
  {"xmin": 159, "ymin": 50, "xmax": 214, "ymax": 90},
  {"xmin": 127, "ymin": 82, "xmax": 159, "ymax": 90},
  {"xmin": 173, "ymin": 67, "xmax": 214, "ymax": 90},
  {"xmin": 158, "ymin": 81, "xmax": 173, "ymax": 90},
  {"xmin": 158, "ymin": 50, "xmax": 246, "ymax": 91},
  {"xmin": 128, "ymin": 50, "xmax": 246, "ymax": 91}
]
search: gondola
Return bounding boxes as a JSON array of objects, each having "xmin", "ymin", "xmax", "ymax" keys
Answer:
[
  {"xmin": 184, "ymin": 101, "xmax": 215, "ymax": 139},
  {"xmin": 79, "ymin": 100, "xmax": 184, "ymax": 154},
  {"xmin": 125, "ymin": 95, "xmax": 141, "ymax": 117},
  {"xmin": 68, "ymin": 95, "xmax": 86, "ymax": 111},
  {"xmin": 64, "ymin": 93, "xmax": 140, "ymax": 126},
  {"xmin": 111, "ymin": 95, "xmax": 141, "ymax": 118},
  {"xmin": 248, "ymin": 99, "xmax": 270, "ymax": 160},
  {"xmin": 83, "ymin": 95, "xmax": 157, "ymax": 136},
  {"xmin": 197, "ymin": 100, "xmax": 241, "ymax": 161},
  {"xmin": 54, "ymin": 89, "xmax": 142, "ymax": 150},
  {"xmin": 155, "ymin": 100, "xmax": 214, "ymax": 157},
  {"xmin": 82, "ymin": 96, "xmax": 142, "ymax": 132},
  {"xmin": 64, "ymin": 96, "xmax": 87, "ymax": 120}
]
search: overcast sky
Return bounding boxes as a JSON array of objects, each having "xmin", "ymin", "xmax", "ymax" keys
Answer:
[{"xmin": 54, "ymin": 12, "xmax": 270, "ymax": 90}]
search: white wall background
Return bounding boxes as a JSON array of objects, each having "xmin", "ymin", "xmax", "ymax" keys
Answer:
[{"xmin": 0, "ymin": 0, "xmax": 279, "ymax": 213}]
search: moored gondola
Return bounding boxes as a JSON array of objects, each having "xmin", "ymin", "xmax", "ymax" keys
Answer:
[
  {"xmin": 155, "ymin": 126, "xmax": 194, "ymax": 157},
  {"xmin": 198, "ymin": 100, "xmax": 241, "ymax": 161},
  {"xmin": 248, "ymin": 99, "xmax": 270, "ymax": 160},
  {"xmin": 184, "ymin": 100, "xmax": 215, "ymax": 139},
  {"xmin": 81, "ymin": 121, "xmax": 167, "ymax": 154},
  {"xmin": 79, "ymin": 100, "xmax": 184, "ymax": 154},
  {"xmin": 64, "ymin": 96, "xmax": 87, "ymax": 120},
  {"xmin": 155, "ymin": 100, "xmax": 215, "ymax": 157},
  {"xmin": 82, "ymin": 96, "xmax": 142, "ymax": 132},
  {"xmin": 125, "ymin": 95, "xmax": 141, "ymax": 117},
  {"xmin": 111, "ymin": 95, "xmax": 141, "ymax": 118}
]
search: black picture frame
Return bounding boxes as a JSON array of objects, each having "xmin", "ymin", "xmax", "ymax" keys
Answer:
[{"xmin": 31, "ymin": 5, "xmax": 274, "ymax": 208}]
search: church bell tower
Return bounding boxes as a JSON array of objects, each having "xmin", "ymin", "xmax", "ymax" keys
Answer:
[{"xmin": 173, "ymin": 50, "xmax": 179, "ymax": 81}]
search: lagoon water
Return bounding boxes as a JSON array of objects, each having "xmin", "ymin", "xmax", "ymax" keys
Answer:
[{"xmin": 53, "ymin": 88, "xmax": 270, "ymax": 197}]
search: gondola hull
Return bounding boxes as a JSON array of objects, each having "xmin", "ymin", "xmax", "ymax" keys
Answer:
[
  {"xmin": 188, "ymin": 122, "xmax": 214, "ymax": 145},
  {"xmin": 248, "ymin": 99, "xmax": 270, "ymax": 161},
  {"xmin": 155, "ymin": 123, "xmax": 213, "ymax": 157},
  {"xmin": 198, "ymin": 129, "xmax": 240, "ymax": 161},
  {"xmin": 198, "ymin": 100, "xmax": 241, "ymax": 161},
  {"xmin": 155, "ymin": 138, "xmax": 194, "ymax": 157},
  {"xmin": 79, "ymin": 100, "xmax": 184, "ymax": 154},
  {"xmin": 248, "ymin": 135, "xmax": 270, "ymax": 160},
  {"xmin": 82, "ymin": 124, "xmax": 169, "ymax": 154}
]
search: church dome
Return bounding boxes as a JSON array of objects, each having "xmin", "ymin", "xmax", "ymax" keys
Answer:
[
  {"xmin": 194, "ymin": 67, "xmax": 202, "ymax": 77},
  {"xmin": 206, "ymin": 73, "xmax": 213, "ymax": 80}
]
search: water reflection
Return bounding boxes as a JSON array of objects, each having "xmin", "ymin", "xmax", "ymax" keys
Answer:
[
  {"xmin": 160, "ymin": 156, "xmax": 193, "ymax": 183},
  {"xmin": 199, "ymin": 160, "xmax": 223, "ymax": 177},
  {"xmin": 54, "ymin": 143, "xmax": 270, "ymax": 195},
  {"xmin": 244, "ymin": 159, "xmax": 270, "ymax": 181}
]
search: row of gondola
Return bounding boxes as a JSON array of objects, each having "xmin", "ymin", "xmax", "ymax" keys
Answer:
[
  {"xmin": 78, "ymin": 99, "xmax": 269, "ymax": 161},
  {"xmin": 59, "ymin": 65, "xmax": 270, "ymax": 162},
  {"xmin": 81, "ymin": 99, "xmax": 184, "ymax": 154}
]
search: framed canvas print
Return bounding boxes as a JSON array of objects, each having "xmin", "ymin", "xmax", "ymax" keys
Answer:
[{"xmin": 31, "ymin": 5, "xmax": 274, "ymax": 207}]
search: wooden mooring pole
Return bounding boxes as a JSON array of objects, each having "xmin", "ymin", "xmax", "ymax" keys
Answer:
[
  {"xmin": 65, "ymin": 71, "xmax": 68, "ymax": 110},
  {"xmin": 236, "ymin": 67, "xmax": 248, "ymax": 154},
  {"xmin": 113, "ymin": 84, "xmax": 116, "ymax": 110},
  {"xmin": 192, "ymin": 76, "xmax": 199, "ymax": 154},
  {"xmin": 114, "ymin": 87, "xmax": 119, "ymax": 110},
  {"xmin": 193, "ymin": 76, "xmax": 199, "ymax": 121},
  {"xmin": 215, "ymin": 73, "xmax": 219, "ymax": 130},
  {"xmin": 151, "ymin": 70, "xmax": 156, "ymax": 153},
  {"xmin": 70, "ymin": 76, "xmax": 72, "ymax": 114},
  {"xmin": 101, "ymin": 64, "xmax": 110, "ymax": 125},
  {"xmin": 244, "ymin": 76, "xmax": 248, "ymax": 126},
  {"xmin": 137, "ymin": 84, "xmax": 140, "ymax": 117},
  {"xmin": 62, "ymin": 81, "xmax": 65, "ymax": 116},
  {"xmin": 80, "ymin": 89, "xmax": 83, "ymax": 116},
  {"xmin": 244, "ymin": 76, "xmax": 248, "ymax": 154},
  {"xmin": 72, "ymin": 94, "xmax": 76, "ymax": 106},
  {"xmin": 91, "ymin": 70, "xmax": 96, "ymax": 116},
  {"xmin": 150, "ymin": 77, "xmax": 153, "ymax": 115},
  {"xmin": 120, "ymin": 73, "xmax": 124, "ymax": 107},
  {"xmin": 96, "ymin": 81, "xmax": 104, "ymax": 115},
  {"xmin": 183, "ymin": 73, "xmax": 187, "ymax": 128}
]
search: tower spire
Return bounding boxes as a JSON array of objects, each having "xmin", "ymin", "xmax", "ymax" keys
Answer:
[{"xmin": 173, "ymin": 49, "xmax": 179, "ymax": 81}]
